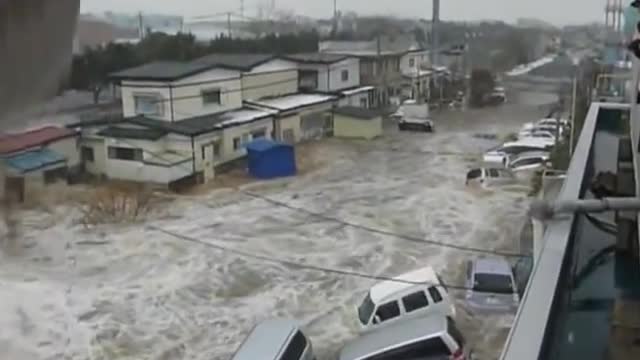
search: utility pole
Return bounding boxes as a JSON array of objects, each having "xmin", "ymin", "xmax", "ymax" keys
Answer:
[
  {"xmin": 570, "ymin": 72, "xmax": 578, "ymax": 155},
  {"xmin": 431, "ymin": 0, "xmax": 440, "ymax": 66},
  {"xmin": 138, "ymin": 11, "xmax": 144, "ymax": 40},
  {"xmin": 227, "ymin": 12, "xmax": 232, "ymax": 38},
  {"xmin": 377, "ymin": 34, "xmax": 384, "ymax": 107},
  {"xmin": 332, "ymin": 0, "xmax": 338, "ymax": 34}
]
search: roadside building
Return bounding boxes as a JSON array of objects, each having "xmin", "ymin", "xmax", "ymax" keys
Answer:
[
  {"xmin": 0, "ymin": 126, "xmax": 79, "ymax": 202},
  {"xmin": 245, "ymin": 93, "xmax": 336, "ymax": 143},
  {"xmin": 284, "ymin": 53, "xmax": 375, "ymax": 108},
  {"xmin": 333, "ymin": 106, "xmax": 383, "ymax": 140}
]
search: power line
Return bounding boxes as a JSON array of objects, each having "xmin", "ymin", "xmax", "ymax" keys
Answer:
[{"xmin": 148, "ymin": 225, "xmax": 474, "ymax": 291}]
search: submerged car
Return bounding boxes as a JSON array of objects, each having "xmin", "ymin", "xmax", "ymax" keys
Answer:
[
  {"xmin": 465, "ymin": 258, "xmax": 519, "ymax": 313},
  {"xmin": 398, "ymin": 118, "xmax": 434, "ymax": 132},
  {"xmin": 465, "ymin": 167, "xmax": 516, "ymax": 187},
  {"xmin": 356, "ymin": 266, "xmax": 455, "ymax": 333},
  {"xmin": 508, "ymin": 151, "xmax": 551, "ymax": 172},
  {"xmin": 340, "ymin": 315, "xmax": 472, "ymax": 360},
  {"xmin": 483, "ymin": 139, "xmax": 553, "ymax": 167}
]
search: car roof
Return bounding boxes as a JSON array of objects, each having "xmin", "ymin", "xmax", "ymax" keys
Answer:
[
  {"xmin": 369, "ymin": 267, "xmax": 439, "ymax": 303},
  {"xmin": 513, "ymin": 151, "xmax": 550, "ymax": 160},
  {"xmin": 473, "ymin": 258, "xmax": 512, "ymax": 276},
  {"xmin": 339, "ymin": 315, "xmax": 448, "ymax": 360},
  {"xmin": 232, "ymin": 319, "xmax": 298, "ymax": 360}
]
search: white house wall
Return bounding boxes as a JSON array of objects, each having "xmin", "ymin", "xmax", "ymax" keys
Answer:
[
  {"xmin": 296, "ymin": 58, "xmax": 360, "ymax": 92},
  {"xmin": 250, "ymin": 59, "xmax": 298, "ymax": 73},
  {"xmin": 79, "ymin": 137, "xmax": 106, "ymax": 176},
  {"xmin": 220, "ymin": 118, "xmax": 274, "ymax": 162},
  {"xmin": 400, "ymin": 50, "xmax": 430, "ymax": 75},
  {"xmin": 328, "ymin": 58, "xmax": 360, "ymax": 91},
  {"xmin": 241, "ymin": 70, "xmax": 299, "ymax": 101},
  {"xmin": 120, "ymin": 68, "xmax": 242, "ymax": 121},
  {"xmin": 339, "ymin": 92, "xmax": 370, "ymax": 108},
  {"xmin": 46, "ymin": 136, "xmax": 79, "ymax": 168}
]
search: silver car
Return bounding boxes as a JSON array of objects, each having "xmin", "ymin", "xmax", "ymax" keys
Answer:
[
  {"xmin": 231, "ymin": 319, "xmax": 315, "ymax": 360},
  {"xmin": 465, "ymin": 258, "xmax": 519, "ymax": 313}
]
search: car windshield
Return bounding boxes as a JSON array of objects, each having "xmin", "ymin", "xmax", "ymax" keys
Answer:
[
  {"xmin": 473, "ymin": 273, "xmax": 514, "ymax": 294},
  {"xmin": 358, "ymin": 293, "xmax": 375, "ymax": 325}
]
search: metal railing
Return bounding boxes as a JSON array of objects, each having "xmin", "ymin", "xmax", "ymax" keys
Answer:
[{"xmin": 500, "ymin": 101, "xmax": 630, "ymax": 360}]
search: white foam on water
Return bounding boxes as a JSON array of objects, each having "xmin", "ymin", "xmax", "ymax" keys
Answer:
[{"xmin": 0, "ymin": 117, "xmax": 534, "ymax": 360}]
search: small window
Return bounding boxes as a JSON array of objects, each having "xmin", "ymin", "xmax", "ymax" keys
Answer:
[
  {"xmin": 213, "ymin": 142, "xmax": 221, "ymax": 157},
  {"xmin": 513, "ymin": 158, "xmax": 544, "ymax": 167},
  {"xmin": 280, "ymin": 331, "xmax": 307, "ymax": 360},
  {"xmin": 409, "ymin": 58, "xmax": 415, "ymax": 67},
  {"xmin": 428, "ymin": 286, "xmax": 444, "ymax": 303},
  {"xmin": 233, "ymin": 137, "xmax": 241, "ymax": 151},
  {"xmin": 81, "ymin": 146, "xmax": 94, "ymax": 162},
  {"xmin": 466, "ymin": 169, "xmax": 482, "ymax": 180},
  {"xmin": 134, "ymin": 94, "xmax": 163, "ymax": 116},
  {"xmin": 341, "ymin": 70, "xmax": 349, "ymax": 82},
  {"xmin": 402, "ymin": 291, "xmax": 429, "ymax": 313},
  {"xmin": 202, "ymin": 89, "xmax": 221, "ymax": 105},
  {"xmin": 108, "ymin": 146, "xmax": 143, "ymax": 161},
  {"xmin": 375, "ymin": 301, "xmax": 401, "ymax": 322},
  {"xmin": 201, "ymin": 146, "xmax": 207, "ymax": 160},
  {"xmin": 251, "ymin": 128, "xmax": 267, "ymax": 139},
  {"xmin": 360, "ymin": 97, "xmax": 368, "ymax": 108},
  {"xmin": 488, "ymin": 169, "xmax": 500, "ymax": 177}
]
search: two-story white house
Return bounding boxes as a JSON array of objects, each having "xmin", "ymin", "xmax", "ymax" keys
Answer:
[
  {"xmin": 70, "ymin": 54, "xmax": 338, "ymax": 187},
  {"xmin": 400, "ymin": 49, "xmax": 433, "ymax": 100},
  {"xmin": 71, "ymin": 60, "xmax": 278, "ymax": 187},
  {"xmin": 284, "ymin": 53, "xmax": 374, "ymax": 108}
]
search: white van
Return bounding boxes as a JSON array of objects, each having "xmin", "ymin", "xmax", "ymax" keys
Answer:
[{"xmin": 356, "ymin": 267, "xmax": 456, "ymax": 333}]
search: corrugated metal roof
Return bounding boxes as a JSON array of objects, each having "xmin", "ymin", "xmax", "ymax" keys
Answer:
[
  {"xmin": 0, "ymin": 126, "xmax": 77, "ymax": 155},
  {"xmin": 4, "ymin": 149, "xmax": 66, "ymax": 174}
]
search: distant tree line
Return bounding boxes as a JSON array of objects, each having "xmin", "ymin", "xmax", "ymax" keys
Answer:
[{"xmin": 69, "ymin": 31, "xmax": 320, "ymax": 103}]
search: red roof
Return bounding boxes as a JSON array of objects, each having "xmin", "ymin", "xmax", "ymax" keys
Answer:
[{"xmin": 0, "ymin": 126, "xmax": 77, "ymax": 155}]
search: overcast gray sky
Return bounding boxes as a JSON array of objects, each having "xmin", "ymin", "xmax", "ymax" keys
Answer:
[{"xmin": 81, "ymin": 0, "xmax": 605, "ymax": 26}]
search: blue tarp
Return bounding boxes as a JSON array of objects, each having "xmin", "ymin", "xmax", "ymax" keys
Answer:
[
  {"xmin": 3, "ymin": 149, "xmax": 66, "ymax": 174},
  {"xmin": 246, "ymin": 139, "xmax": 296, "ymax": 179}
]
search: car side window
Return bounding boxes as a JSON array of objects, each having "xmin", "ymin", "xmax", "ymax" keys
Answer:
[
  {"xmin": 374, "ymin": 301, "xmax": 401, "ymax": 322},
  {"xmin": 428, "ymin": 286, "xmax": 444, "ymax": 303},
  {"xmin": 488, "ymin": 169, "xmax": 499, "ymax": 177},
  {"xmin": 402, "ymin": 291, "xmax": 429, "ymax": 313},
  {"xmin": 280, "ymin": 331, "xmax": 307, "ymax": 360}
]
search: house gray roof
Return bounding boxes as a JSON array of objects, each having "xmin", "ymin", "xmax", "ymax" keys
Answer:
[
  {"xmin": 334, "ymin": 106, "xmax": 382, "ymax": 120},
  {"xmin": 109, "ymin": 61, "xmax": 217, "ymax": 82},
  {"xmin": 118, "ymin": 108, "xmax": 274, "ymax": 137},
  {"xmin": 285, "ymin": 53, "xmax": 350, "ymax": 64},
  {"xmin": 191, "ymin": 54, "xmax": 276, "ymax": 71},
  {"xmin": 97, "ymin": 126, "xmax": 168, "ymax": 140}
]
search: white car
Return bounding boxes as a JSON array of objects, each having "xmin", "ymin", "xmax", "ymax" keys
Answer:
[
  {"xmin": 483, "ymin": 139, "xmax": 554, "ymax": 167},
  {"xmin": 518, "ymin": 129, "xmax": 556, "ymax": 142},
  {"xmin": 465, "ymin": 167, "xmax": 516, "ymax": 187},
  {"xmin": 538, "ymin": 117, "xmax": 570, "ymax": 128},
  {"xmin": 508, "ymin": 151, "xmax": 551, "ymax": 172},
  {"xmin": 356, "ymin": 267, "xmax": 455, "ymax": 333}
]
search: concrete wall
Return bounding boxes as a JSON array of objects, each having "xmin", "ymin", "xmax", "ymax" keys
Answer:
[
  {"xmin": 334, "ymin": 114, "xmax": 382, "ymax": 140},
  {"xmin": 120, "ymin": 68, "xmax": 242, "ymax": 121},
  {"xmin": 278, "ymin": 114, "xmax": 302, "ymax": 143},
  {"xmin": 47, "ymin": 136, "xmax": 79, "ymax": 168}
]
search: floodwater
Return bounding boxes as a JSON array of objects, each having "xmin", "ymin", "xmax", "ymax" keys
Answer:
[{"xmin": 0, "ymin": 88, "xmax": 556, "ymax": 360}]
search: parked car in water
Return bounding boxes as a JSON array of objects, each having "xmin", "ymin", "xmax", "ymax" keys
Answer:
[
  {"xmin": 356, "ymin": 267, "xmax": 455, "ymax": 333},
  {"xmin": 508, "ymin": 151, "xmax": 551, "ymax": 172},
  {"xmin": 518, "ymin": 129, "xmax": 556, "ymax": 142},
  {"xmin": 483, "ymin": 139, "xmax": 554, "ymax": 167},
  {"xmin": 398, "ymin": 118, "xmax": 434, "ymax": 132},
  {"xmin": 231, "ymin": 319, "xmax": 315, "ymax": 360},
  {"xmin": 465, "ymin": 167, "xmax": 516, "ymax": 187},
  {"xmin": 538, "ymin": 117, "xmax": 570, "ymax": 129},
  {"xmin": 340, "ymin": 315, "xmax": 472, "ymax": 360},
  {"xmin": 465, "ymin": 258, "xmax": 520, "ymax": 313}
]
